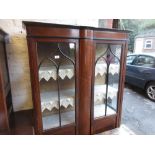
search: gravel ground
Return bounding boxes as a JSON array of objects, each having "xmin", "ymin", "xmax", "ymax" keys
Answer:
[{"xmin": 122, "ymin": 84, "xmax": 155, "ymax": 135}]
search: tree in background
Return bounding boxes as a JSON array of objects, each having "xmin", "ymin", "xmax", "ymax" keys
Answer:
[
  {"xmin": 140, "ymin": 19, "xmax": 155, "ymax": 30},
  {"xmin": 119, "ymin": 19, "xmax": 155, "ymax": 52}
]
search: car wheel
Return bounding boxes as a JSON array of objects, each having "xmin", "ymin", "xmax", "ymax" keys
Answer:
[{"xmin": 146, "ymin": 82, "xmax": 155, "ymax": 102}]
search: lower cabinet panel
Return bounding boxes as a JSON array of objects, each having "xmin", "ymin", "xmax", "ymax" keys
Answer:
[
  {"xmin": 92, "ymin": 115, "xmax": 117, "ymax": 134},
  {"xmin": 43, "ymin": 124, "xmax": 76, "ymax": 135}
]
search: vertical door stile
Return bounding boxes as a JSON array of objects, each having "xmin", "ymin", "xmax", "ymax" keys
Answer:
[{"xmin": 78, "ymin": 29, "xmax": 94, "ymax": 134}]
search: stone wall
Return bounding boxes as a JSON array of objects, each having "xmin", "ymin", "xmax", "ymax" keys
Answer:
[{"xmin": 0, "ymin": 19, "xmax": 31, "ymax": 111}]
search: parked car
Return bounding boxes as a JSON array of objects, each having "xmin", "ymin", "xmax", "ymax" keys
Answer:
[{"xmin": 126, "ymin": 53, "xmax": 155, "ymax": 101}]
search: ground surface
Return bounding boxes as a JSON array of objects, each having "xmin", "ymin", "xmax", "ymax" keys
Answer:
[
  {"xmin": 122, "ymin": 84, "xmax": 155, "ymax": 135},
  {"xmin": 101, "ymin": 124, "xmax": 135, "ymax": 135}
]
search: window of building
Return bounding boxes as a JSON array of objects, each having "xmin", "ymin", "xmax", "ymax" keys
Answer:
[{"xmin": 144, "ymin": 40, "xmax": 152, "ymax": 49}]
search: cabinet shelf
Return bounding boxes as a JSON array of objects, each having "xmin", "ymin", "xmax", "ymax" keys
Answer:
[
  {"xmin": 94, "ymin": 85, "xmax": 118, "ymax": 104},
  {"xmin": 94, "ymin": 104, "xmax": 116, "ymax": 118},
  {"xmin": 42, "ymin": 110, "xmax": 75, "ymax": 130},
  {"xmin": 39, "ymin": 66, "xmax": 74, "ymax": 81},
  {"xmin": 39, "ymin": 63, "xmax": 119, "ymax": 82},
  {"xmin": 40, "ymin": 85, "xmax": 117, "ymax": 112},
  {"xmin": 41, "ymin": 89, "xmax": 75, "ymax": 112},
  {"xmin": 95, "ymin": 63, "xmax": 119, "ymax": 76}
]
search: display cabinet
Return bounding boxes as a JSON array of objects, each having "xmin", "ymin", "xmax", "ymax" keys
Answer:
[
  {"xmin": 0, "ymin": 29, "xmax": 13, "ymax": 134},
  {"xmin": 24, "ymin": 21, "xmax": 129, "ymax": 135}
]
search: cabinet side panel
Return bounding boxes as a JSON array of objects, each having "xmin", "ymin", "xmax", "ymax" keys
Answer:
[
  {"xmin": 0, "ymin": 38, "xmax": 9, "ymax": 132},
  {"xmin": 116, "ymin": 41, "xmax": 128, "ymax": 127},
  {"xmin": 0, "ymin": 72, "xmax": 9, "ymax": 131},
  {"xmin": 27, "ymin": 38, "xmax": 42, "ymax": 134}
]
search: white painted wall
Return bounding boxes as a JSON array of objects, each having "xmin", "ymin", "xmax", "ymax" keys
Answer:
[{"xmin": 134, "ymin": 38, "xmax": 144, "ymax": 53}]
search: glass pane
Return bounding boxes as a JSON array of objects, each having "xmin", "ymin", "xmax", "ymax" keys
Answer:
[
  {"xmin": 0, "ymin": 41, "xmax": 9, "ymax": 89},
  {"xmin": 59, "ymin": 60, "xmax": 75, "ymax": 126},
  {"xmin": 126, "ymin": 55, "xmax": 136, "ymax": 64},
  {"xmin": 37, "ymin": 42, "xmax": 76, "ymax": 130},
  {"xmin": 94, "ymin": 44, "xmax": 107, "ymax": 118},
  {"xmin": 107, "ymin": 45, "xmax": 121, "ymax": 115},
  {"xmin": 94, "ymin": 44, "xmax": 122, "ymax": 119},
  {"xmin": 134, "ymin": 56, "xmax": 155, "ymax": 68}
]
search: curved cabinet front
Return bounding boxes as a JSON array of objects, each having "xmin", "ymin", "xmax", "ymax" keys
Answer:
[{"xmin": 24, "ymin": 21, "xmax": 129, "ymax": 135}]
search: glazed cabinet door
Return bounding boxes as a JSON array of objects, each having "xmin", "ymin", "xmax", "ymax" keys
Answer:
[
  {"xmin": 28, "ymin": 38, "xmax": 79, "ymax": 134},
  {"xmin": 91, "ymin": 40, "xmax": 127, "ymax": 134}
]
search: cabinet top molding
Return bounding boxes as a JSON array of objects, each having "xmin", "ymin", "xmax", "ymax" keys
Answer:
[
  {"xmin": 23, "ymin": 21, "xmax": 130, "ymax": 33},
  {"xmin": 23, "ymin": 21, "xmax": 129, "ymax": 41}
]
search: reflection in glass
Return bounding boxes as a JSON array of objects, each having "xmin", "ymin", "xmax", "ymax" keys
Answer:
[
  {"xmin": 94, "ymin": 44, "xmax": 122, "ymax": 119},
  {"xmin": 37, "ymin": 42, "xmax": 76, "ymax": 130}
]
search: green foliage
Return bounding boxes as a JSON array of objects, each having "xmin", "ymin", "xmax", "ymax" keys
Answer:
[
  {"xmin": 140, "ymin": 19, "xmax": 155, "ymax": 30},
  {"xmin": 119, "ymin": 19, "xmax": 155, "ymax": 52}
]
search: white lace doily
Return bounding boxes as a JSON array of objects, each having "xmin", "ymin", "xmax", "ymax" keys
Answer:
[
  {"xmin": 41, "ymin": 89, "xmax": 75, "ymax": 112},
  {"xmin": 59, "ymin": 69, "xmax": 74, "ymax": 80},
  {"xmin": 95, "ymin": 64, "xmax": 119, "ymax": 76},
  {"xmin": 94, "ymin": 85, "xmax": 117, "ymax": 103},
  {"xmin": 39, "ymin": 64, "xmax": 119, "ymax": 81},
  {"xmin": 39, "ymin": 66, "xmax": 74, "ymax": 81},
  {"xmin": 39, "ymin": 70, "xmax": 57, "ymax": 81},
  {"xmin": 41, "ymin": 98, "xmax": 75, "ymax": 112},
  {"xmin": 41, "ymin": 85, "xmax": 117, "ymax": 112}
]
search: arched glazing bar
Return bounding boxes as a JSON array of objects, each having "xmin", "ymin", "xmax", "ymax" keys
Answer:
[
  {"xmin": 38, "ymin": 43, "xmax": 75, "ymax": 128},
  {"xmin": 95, "ymin": 44, "xmax": 121, "ymax": 117}
]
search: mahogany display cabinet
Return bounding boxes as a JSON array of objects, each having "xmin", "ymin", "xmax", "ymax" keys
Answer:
[
  {"xmin": 23, "ymin": 21, "xmax": 129, "ymax": 135},
  {"xmin": 0, "ymin": 29, "xmax": 13, "ymax": 134}
]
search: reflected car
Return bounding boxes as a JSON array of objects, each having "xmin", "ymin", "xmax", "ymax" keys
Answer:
[{"xmin": 125, "ymin": 53, "xmax": 155, "ymax": 101}]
